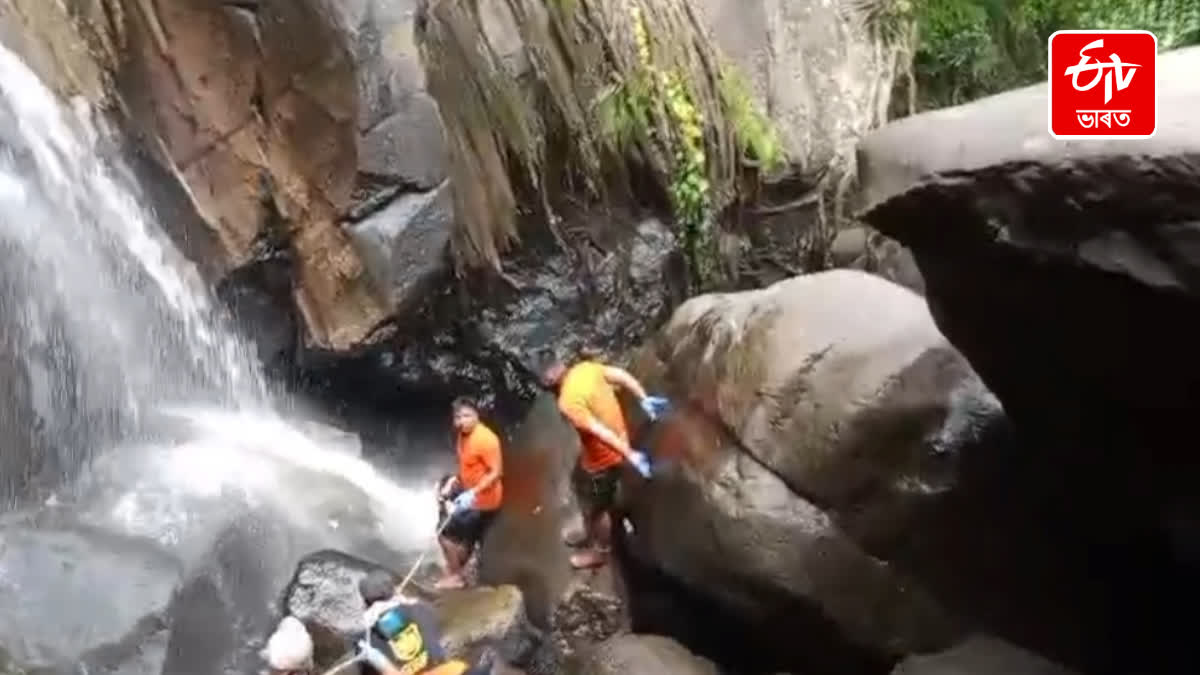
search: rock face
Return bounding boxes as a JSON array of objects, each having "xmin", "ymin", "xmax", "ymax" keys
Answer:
[
  {"xmin": 0, "ymin": 0, "xmax": 905, "ymax": 404},
  {"xmin": 622, "ymin": 270, "xmax": 1118, "ymax": 673},
  {"xmin": 697, "ymin": 0, "xmax": 897, "ymax": 175},
  {"xmin": 857, "ymin": 46, "xmax": 1200, "ymax": 673},
  {"xmin": 575, "ymin": 635, "xmax": 718, "ymax": 675}
]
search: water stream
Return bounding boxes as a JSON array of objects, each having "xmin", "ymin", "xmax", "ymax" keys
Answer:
[{"xmin": 0, "ymin": 44, "xmax": 436, "ymax": 673}]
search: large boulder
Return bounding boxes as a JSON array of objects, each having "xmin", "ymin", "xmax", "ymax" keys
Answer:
[
  {"xmin": 624, "ymin": 269, "xmax": 1109, "ymax": 672},
  {"xmin": 857, "ymin": 46, "xmax": 1200, "ymax": 673},
  {"xmin": 574, "ymin": 635, "xmax": 718, "ymax": 675},
  {"xmin": 348, "ymin": 180, "xmax": 454, "ymax": 319}
]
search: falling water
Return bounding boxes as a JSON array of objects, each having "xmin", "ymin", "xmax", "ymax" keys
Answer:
[
  {"xmin": 0, "ymin": 45, "xmax": 264, "ymax": 493},
  {"xmin": 0, "ymin": 44, "xmax": 437, "ymax": 673}
]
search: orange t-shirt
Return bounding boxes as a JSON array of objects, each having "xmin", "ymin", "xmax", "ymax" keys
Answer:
[
  {"xmin": 557, "ymin": 361, "xmax": 628, "ymax": 473},
  {"xmin": 457, "ymin": 423, "xmax": 502, "ymax": 511}
]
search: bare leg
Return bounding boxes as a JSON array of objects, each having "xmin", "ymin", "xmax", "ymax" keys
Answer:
[
  {"xmin": 436, "ymin": 535, "xmax": 467, "ymax": 589},
  {"xmin": 570, "ymin": 510, "xmax": 610, "ymax": 569},
  {"xmin": 592, "ymin": 510, "xmax": 612, "ymax": 551}
]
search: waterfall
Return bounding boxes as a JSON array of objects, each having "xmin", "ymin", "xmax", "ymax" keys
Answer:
[
  {"xmin": 0, "ymin": 44, "xmax": 438, "ymax": 673},
  {"xmin": 0, "ymin": 45, "xmax": 265, "ymax": 494}
]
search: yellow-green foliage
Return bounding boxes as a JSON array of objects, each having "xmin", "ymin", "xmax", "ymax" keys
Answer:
[
  {"xmin": 716, "ymin": 66, "xmax": 784, "ymax": 173},
  {"xmin": 913, "ymin": 0, "xmax": 1200, "ymax": 109},
  {"xmin": 417, "ymin": 0, "xmax": 783, "ymax": 288}
]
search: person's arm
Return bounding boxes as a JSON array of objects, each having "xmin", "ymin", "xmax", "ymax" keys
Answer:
[
  {"xmin": 603, "ymin": 366, "xmax": 648, "ymax": 402},
  {"xmin": 439, "ymin": 474, "xmax": 459, "ymax": 497},
  {"xmin": 559, "ymin": 394, "xmax": 635, "ymax": 460},
  {"xmin": 358, "ymin": 636, "xmax": 405, "ymax": 675},
  {"xmin": 473, "ymin": 433, "xmax": 503, "ymax": 494}
]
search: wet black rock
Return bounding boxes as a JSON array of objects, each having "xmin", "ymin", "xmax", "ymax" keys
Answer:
[
  {"xmin": 305, "ymin": 212, "xmax": 686, "ymax": 417},
  {"xmin": 549, "ymin": 585, "xmax": 626, "ymax": 662},
  {"xmin": 217, "ymin": 252, "xmax": 298, "ymax": 375}
]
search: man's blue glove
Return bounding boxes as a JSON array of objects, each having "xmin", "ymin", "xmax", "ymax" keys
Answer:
[
  {"xmin": 356, "ymin": 638, "xmax": 391, "ymax": 671},
  {"xmin": 450, "ymin": 489, "xmax": 477, "ymax": 515},
  {"xmin": 629, "ymin": 449, "xmax": 652, "ymax": 478},
  {"xmin": 640, "ymin": 395, "xmax": 670, "ymax": 421}
]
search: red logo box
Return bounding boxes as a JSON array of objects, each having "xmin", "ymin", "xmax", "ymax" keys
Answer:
[{"xmin": 1048, "ymin": 30, "xmax": 1157, "ymax": 139}]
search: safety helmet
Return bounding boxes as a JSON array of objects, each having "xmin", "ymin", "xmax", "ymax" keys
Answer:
[{"xmin": 375, "ymin": 606, "xmax": 408, "ymax": 639}]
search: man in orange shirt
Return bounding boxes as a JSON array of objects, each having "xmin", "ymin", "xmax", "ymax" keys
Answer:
[
  {"xmin": 541, "ymin": 358, "xmax": 669, "ymax": 569},
  {"xmin": 436, "ymin": 397, "xmax": 503, "ymax": 590}
]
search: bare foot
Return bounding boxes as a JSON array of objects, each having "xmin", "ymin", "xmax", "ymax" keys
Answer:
[
  {"xmin": 569, "ymin": 549, "xmax": 608, "ymax": 569},
  {"xmin": 434, "ymin": 574, "xmax": 466, "ymax": 590}
]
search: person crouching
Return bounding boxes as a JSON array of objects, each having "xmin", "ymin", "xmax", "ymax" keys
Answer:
[{"xmin": 356, "ymin": 569, "xmax": 487, "ymax": 675}]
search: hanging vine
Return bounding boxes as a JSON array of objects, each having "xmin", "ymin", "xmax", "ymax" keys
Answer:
[{"xmin": 417, "ymin": 0, "xmax": 783, "ymax": 289}]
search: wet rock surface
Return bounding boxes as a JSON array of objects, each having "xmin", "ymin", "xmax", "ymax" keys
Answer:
[
  {"xmin": 858, "ymin": 45, "xmax": 1200, "ymax": 674},
  {"xmin": 0, "ymin": 521, "xmax": 180, "ymax": 673},
  {"xmin": 549, "ymin": 585, "xmax": 626, "ymax": 662},
  {"xmin": 309, "ymin": 215, "xmax": 687, "ymax": 414},
  {"xmin": 280, "ymin": 550, "xmax": 387, "ymax": 664}
]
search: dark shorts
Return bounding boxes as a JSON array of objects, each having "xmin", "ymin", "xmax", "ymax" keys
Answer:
[
  {"xmin": 571, "ymin": 462, "xmax": 623, "ymax": 517},
  {"xmin": 441, "ymin": 508, "xmax": 497, "ymax": 550}
]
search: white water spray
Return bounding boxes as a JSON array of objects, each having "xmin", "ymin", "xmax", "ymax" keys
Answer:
[{"xmin": 0, "ymin": 41, "xmax": 436, "ymax": 670}]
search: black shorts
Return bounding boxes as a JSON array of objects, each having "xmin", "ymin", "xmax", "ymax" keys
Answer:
[
  {"xmin": 442, "ymin": 508, "xmax": 497, "ymax": 550},
  {"xmin": 572, "ymin": 463, "xmax": 623, "ymax": 517}
]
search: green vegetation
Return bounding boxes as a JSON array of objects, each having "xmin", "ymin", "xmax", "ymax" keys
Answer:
[
  {"xmin": 417, "ymin": 0, "xmax": 782, "ymax": 289},
  {"xmin": 912, "ymin": 0, "xmax": 1200, "ymax": 109}
]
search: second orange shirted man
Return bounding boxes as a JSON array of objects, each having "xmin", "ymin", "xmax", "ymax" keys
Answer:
[
  {"xmin": 541, "ymin": 358, "xmax": 667, "ymax": 569},
  {"xmin": 436, "ymin": 397, "xmax": 503, "ymax": 590}
]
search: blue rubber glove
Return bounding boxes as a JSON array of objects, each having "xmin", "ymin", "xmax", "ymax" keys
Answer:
[
  {"xmin": 629, "ymin": 449, "xmax": 652, "ymax": 478},
  {"xmin": 451, "ymin": 489, "xmax": 477, "ymax": 514},
  {"xmin": 357, "ymin": 638, "xmax": 391, "ymax": 671},
  {"xmin": 639, "ymin": 395, "xmax": 670, "ymax": 421}
]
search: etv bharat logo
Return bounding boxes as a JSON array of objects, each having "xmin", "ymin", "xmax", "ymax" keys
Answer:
[{"xmin": 1048, "ymin": 30, "xmax": 1157, "ymax": 139}]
